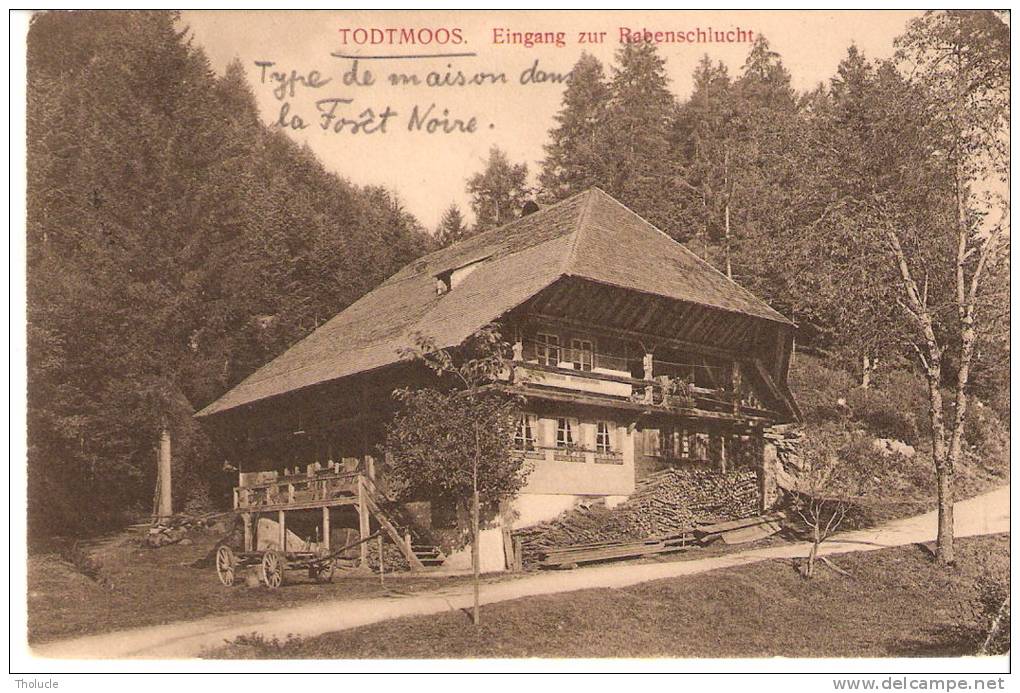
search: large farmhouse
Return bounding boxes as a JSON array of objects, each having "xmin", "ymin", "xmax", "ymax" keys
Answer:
[{"xmin": 196, "ymin": 188, "xmax": 800, "ymax": 571}]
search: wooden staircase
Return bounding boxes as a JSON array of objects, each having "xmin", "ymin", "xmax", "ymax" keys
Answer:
[{"xmin": 360, "ymin": 475, "xmax": 446, "ymax": 571}]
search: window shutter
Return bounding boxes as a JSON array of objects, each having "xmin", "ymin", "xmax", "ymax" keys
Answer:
[{"xmin": 581, "ymin": 422, "xmax": 595, "ymax": 451}]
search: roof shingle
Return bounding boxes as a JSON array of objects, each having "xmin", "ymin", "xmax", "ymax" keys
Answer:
[{"xmin": 196, "ymin": 188, "xmax": 790, "ymax": 418}]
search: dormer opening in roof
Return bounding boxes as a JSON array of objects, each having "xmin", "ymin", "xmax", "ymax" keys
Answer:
[{"xmin": 434, "ymin": 254, "xmax": 492, "ymax": 295}]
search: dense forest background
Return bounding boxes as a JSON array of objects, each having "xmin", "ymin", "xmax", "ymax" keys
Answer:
[
  {"xmin": 26, "ymin": 11, "xmax": 431, "ymax": 537},
  {"xmin": 26, "ymin": 11, "xmax": 1009, "ymax": 540}
]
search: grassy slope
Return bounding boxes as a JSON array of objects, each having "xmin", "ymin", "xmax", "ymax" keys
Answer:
[
  {"xmin": 27, "ymin": 524, "xmax": 788, "ymax": 644},
  {"xmin": 211, "ymin": 534, "xmax": 1009, "ymax": 659},
  {"xmin": 26, "ymin": 528, "xmax": 479, "ymax": 644}
]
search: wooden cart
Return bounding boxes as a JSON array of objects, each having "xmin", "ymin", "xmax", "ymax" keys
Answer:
[{"xmin": 215, "ymin": 531, "xmax": 381, "ymax": 589}]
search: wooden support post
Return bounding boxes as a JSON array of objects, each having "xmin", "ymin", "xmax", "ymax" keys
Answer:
[
  {"xmin": 358, "ymin": 479, "xmax": 370, "ymax": 567},
  {"xmin": 242, "ymin": 513, "xmax": 253, "ymax": 553},
  {"xmin": 278, "ymin": 510, "xmax": 286, "ymax": 553},
  {"xmin": 365, "ymin": 455, "xmax": 375, "ymax": 481},
  {"xmin": 732, "ymin": 362, "xmax": 742, "ymax": 414},
  {"xmin": 761, "ymin": 440, "xmax": 778, "ymax": 512},
  {"xmin": 378, "ymin": 534, "xmax": 385, "ymax": 587},
  {"xmin": 322, "ymin": 506, "xmax": 330, "ymax": 552},
  {"xmin": 719, "ymin": 435, "xmax": 727, "ymax": 474}
]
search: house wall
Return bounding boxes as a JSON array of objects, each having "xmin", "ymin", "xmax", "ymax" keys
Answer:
[
  {"xmin": 495, "ymin": 413, "xmax": 636, "ymax": 531},
  {"xmin": 519, "ymin": 417, "xmax": 634, "ymax": 497}
]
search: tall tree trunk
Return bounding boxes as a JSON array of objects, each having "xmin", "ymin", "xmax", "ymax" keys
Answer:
[
  {"xmin": 471, "ymin": 486, "xmax": 480, "ymax": 625},
  {"xmin": 806, "ymin": 523, "xmax": 819, "ymax": 578},
  {"xmin": 936, "ymin": 461, "xmax": 955, "ymax": 564},
  {"xmin": 724, "ymin": 201, "xmax": 732, "ymax": 280},
  {"xmin": 925, "ymin": 357, "xmax": 953, "ymax": 565},
  {"xmin": 472, "ymin": 423, "xmax": 482, "ymax": 625},
  {"xmin": 861, "ymin": 354, "xmax": 872, "ymax": 389},
  {"xmin": 723, "ymin": 148, "xmax": 733, "ymax": 280},
  {"xmin": 886, "ymin": 227, "xmax": 954, "ymax": 565}
]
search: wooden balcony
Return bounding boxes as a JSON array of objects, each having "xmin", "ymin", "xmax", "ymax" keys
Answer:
[
  {"xmin": 234, "ymin": 471, "xmax": 361, "ymax": 512},
  {"xmin": 506, "ymin": 359, "xmax": 777, "ymax": 422}
]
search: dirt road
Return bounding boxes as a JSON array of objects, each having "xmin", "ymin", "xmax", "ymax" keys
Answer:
[{"xmin": 33, "ymin": 485, "xmax": 1009, "ymax": 660}]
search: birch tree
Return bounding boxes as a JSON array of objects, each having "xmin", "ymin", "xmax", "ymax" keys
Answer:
[{"xmin": 886, "ymin": 11, "xmax": 1009, "ymax": 564}]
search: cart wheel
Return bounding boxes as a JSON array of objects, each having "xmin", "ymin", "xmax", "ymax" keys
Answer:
[
  {"xmin": 314, "ymin": 558, "xmax": 335, "ymax": 583},
  {"xmin": 261, "ymin": 550, "xmax": 285, "ymax": 589},
  {"xmin": 215, "ymin": 545, "xmax": 235, "ymax": 587}
]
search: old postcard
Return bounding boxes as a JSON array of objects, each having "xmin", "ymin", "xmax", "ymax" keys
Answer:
[{"xmin": 14, "ymin": 8, "xmax": 1010, "ymax": 679}]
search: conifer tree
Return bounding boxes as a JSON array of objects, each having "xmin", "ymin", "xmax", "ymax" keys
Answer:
[
  {"xmin": 538, "ymin": 52, "xmax": 609, "ymax": 201},
  {"xmin": 26, "ymin": 11, "xmax": 429, "ymax": 537},
  {"xmin": 601, "ymin": 42, "xmax": 680, "ymax": 235},
  {"xmin": 466, "ymin": 146, "xmax": 531, "ymax": 231},
  {"xmin": 436, "ymin": 204, "xmax": 469, "ymax": 247}
]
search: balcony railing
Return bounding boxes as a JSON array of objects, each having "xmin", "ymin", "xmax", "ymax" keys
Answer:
[
  {"xmin": 234, "ymin": 470, "xmax": 360, "ymax": 510},
  {"xmin": 510, "ymin": 358, "xmax": 774, "ymax": 418}
]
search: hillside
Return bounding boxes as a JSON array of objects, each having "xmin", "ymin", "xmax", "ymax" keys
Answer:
[
  {"xmin": 787, "ymin": 354, "xmax": 1009, "ymax": 522},
  {"xmin": 26, "ymin": 11, "xmax": 432, "ymax": 539}
]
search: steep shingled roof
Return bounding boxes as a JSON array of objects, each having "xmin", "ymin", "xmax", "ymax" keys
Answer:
[{"xmin": 196, "ymin": 188, "xmax": 791, "ymax": 418}]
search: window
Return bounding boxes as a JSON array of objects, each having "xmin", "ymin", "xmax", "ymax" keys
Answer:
[
  {"xmin": 535, "ymin": 333, "xmax": 561, "ymax": 366},
  {"xmin": 656, "ymin": 425, "xmax": 690, "ymax": 459},
  {"xmin": 435, "ymin": 273, "xmax": 452, "ymax": 295},
  {"xmin": 556, "ymin": 418, "xmax": 574, "ymax": 448},
  {"xmin": 570, "ymin": 338, "xmax": 594, "ymax": 372},
  {"xmin": 513, "ymin": 415, "xmax": 535, "ymax": 451},
  {"xmin": 596, "ymin": 422, "xmax": 613, "ymax": 454}
]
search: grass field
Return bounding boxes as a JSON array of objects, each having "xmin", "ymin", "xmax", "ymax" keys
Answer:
[
  {"xmin": 27, "ymin": 520, "xmax": 786, "ymax": 644},
  {"xmin": 26, "ymin": 527, "xmax": 482, "ymax": 644},
  {"xmin": 210, "ymin": 533, "xmax": 1009, "ymax": 659}
]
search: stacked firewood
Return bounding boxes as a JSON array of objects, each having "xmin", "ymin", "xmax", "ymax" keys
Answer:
[
  {"xmin": 513, "ymin": 467, "xmax": 760, "ymax": 566},
  {"xmin": 365, "ymin": 538, "xmax": 410, "ymax": 572}
]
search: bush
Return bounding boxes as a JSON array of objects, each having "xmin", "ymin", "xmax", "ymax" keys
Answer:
[
  {"xmin": 964, "ymin": 401, "xmax": 1009, "ymax": 471},
  {"xmin": 59, "ymin": 540, "xmax": 111, "ymax": 587},
  {"xmin": 845, "ymin": 387, "xmax": 922, "ymax": 445},
  {"xmin": 788, "ymin": 355, "xmax": 856, "ymax": 425},
  {"xmin": 973, "ymin": 548, "xmax": 1010, "ymax": 655},
  {"xmin": 212, "ymin": 632, "xmax": 304, "ymax": 659}
]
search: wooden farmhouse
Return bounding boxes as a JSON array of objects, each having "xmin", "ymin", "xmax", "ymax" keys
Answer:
[{"xmin": 196, "ymin": 188, "xmax": 801, "ymax": 572}]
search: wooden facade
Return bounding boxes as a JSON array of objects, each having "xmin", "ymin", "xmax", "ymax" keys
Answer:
[{"xmin": 196, "ymin": 189, "xmax": 800, "ymax": 571}]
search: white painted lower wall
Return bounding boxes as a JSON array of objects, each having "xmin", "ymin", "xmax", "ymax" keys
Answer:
[
  {"xmin": 442, "ymin": 416, "xmax": 638, "ymax": 572},
  {"xmin": 439, "ymin": 526, "xmax": 507, "ymax": 573}
]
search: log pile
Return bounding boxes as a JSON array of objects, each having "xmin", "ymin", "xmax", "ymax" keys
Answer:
[
  {"xmin": 144, "ymin": 511, "xmax": 233, "ymax": 548},
  {"xmin": 365, "ymin": 538, "xmax": 410, "ymax": 572},
  {"xmin": 513, "ymin": 467, "xmax": 760, "ymax": 566}
]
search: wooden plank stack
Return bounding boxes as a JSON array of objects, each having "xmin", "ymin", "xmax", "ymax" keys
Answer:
[
  {"xmin": 693, "ymin": 512, "xmax": 785, "ymax": 545},
  {"xmin": 539, "ymin": 532, "xmax": 694, "ymax": 568},
  {"xmin": 513, "ymin": 466, "xmax": 761, "ymax": 567}
]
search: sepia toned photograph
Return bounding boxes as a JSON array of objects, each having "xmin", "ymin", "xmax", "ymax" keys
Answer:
[{"xmin": 14, "ymin": 8, "xmax": 1010, "ymax": 675}]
